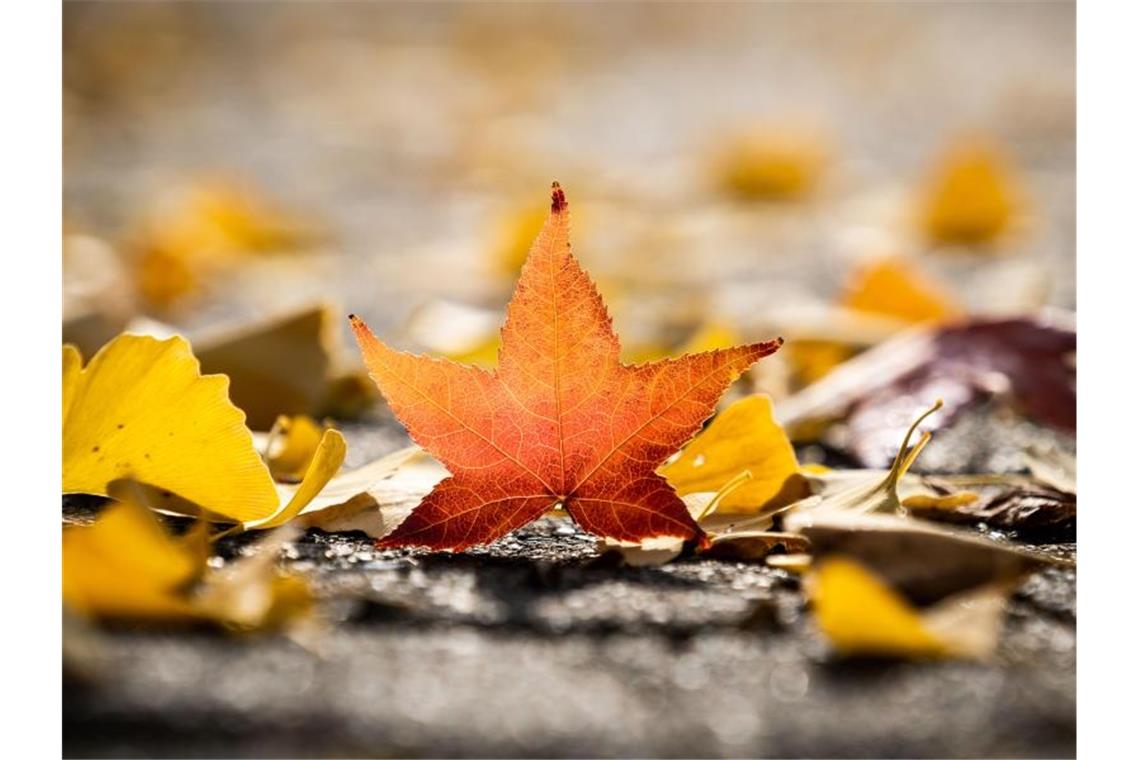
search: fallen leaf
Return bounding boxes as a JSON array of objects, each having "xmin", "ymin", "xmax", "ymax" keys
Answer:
[
  {"xmin": 293, "ymin": 446, "xmax": 446, "ymax": 537},
  {"xmin": 63, "ymin": 334, "xmax": 346, "ymax": 525},
  {"xmin": 777, "ymin": 316, "xmax": 1076, "ymax": 463},
  {"xmin": 63, "ymin": 484, "xmax": 313, "ymax": 630},
  {"xmin": 906, "ymin": 486, "xmax": 1075, "ymax": 540},
  {"xmin": 842, "ymin": 257, "xmax": 962, "ymax": 324},
  {"xmin": 661, "ymin": 394, "xmax": 809, "ymax": 515},
  {"xmin": 786, "ymin": 510, "xmax": 1047, "ymax": 606},
  {"xmin": 809, "ymin": 557, "xmax": 1009, "ymax": 659},
  {"xmin": 920, "ymin": 138, "xmax": 1020, "ymax": 246},
  {"xmin": 62, "ymin": 494, "xmax": 204, "ymax": 620},
  {"xmin": 130, "ymin": 178, "xmax": 316, "ymax": 311},
  {"xmin": 712, "ymin": 125, "xmax": 829, "ymax": 200},
  {"xmin": 350, "ymin": 183, "xmax": 782, "ymax": 550},
  {"xmin": 195, "ymin": 303, "xmax": 375, "ymax": 429}
]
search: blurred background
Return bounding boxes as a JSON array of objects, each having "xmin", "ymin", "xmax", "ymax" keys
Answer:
[{"xmin": 64, "ymin": 1, "xmax": 1074, "ymax": 359}]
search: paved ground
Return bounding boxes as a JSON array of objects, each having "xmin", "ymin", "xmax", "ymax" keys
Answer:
[{"xmin": 63, "ymin": 422, "xmax": 1076, "ymax": 759}]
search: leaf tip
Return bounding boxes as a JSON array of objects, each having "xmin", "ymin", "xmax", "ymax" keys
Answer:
[{"xmin": 550, "ymin": 181, "xmax": 567, "ymax": 213}]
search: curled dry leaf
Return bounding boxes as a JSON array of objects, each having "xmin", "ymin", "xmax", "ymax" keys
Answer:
[
  {"xmin": 778, "ymin": 316, "xmax": 1076, "ymax": 465},
  {"xmin": 786, "ymin": 510, "xmax": 1049, "ymax": 606},
  {"xmin": 809, "ymin": 557, "xmax": 1010, "ymax": 660},
  {"xmin": 63, "ymin": 334, "xmax": 346, "ymax": 526},
  {"xmin": 350, "ymin": 184, "xmax": 782, "ymax": 551},
  {"xmin": 906, "ymin": 486, "xmax": 1075, "ymax": 540},
  {"xmin": 195, "ymin": 303, "xmax": 375, "ymax": 428}
]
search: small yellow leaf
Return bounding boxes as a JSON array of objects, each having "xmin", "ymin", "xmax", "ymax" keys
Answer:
[
  {"xmin": 64, "ymin": 488, "xmax": 315, "ymax": 630},
  {"xmin": 131, "ymin": 179, "xmax": 315, "ymax": 311},
  {"xmin": 662, "ymin": 394, "xmax": 808, "ymax": 515},
  {"xmin": 264, "ymin": 415, "xmax": 327, "ymax": 483},
  {"xmin": 62, "ymin": 497, "xmax": 203, "ymax": 621},
  {"xmin": 921, "ymin": 139, "xmax": 1020, "ymax": 245},
  {"xmin": 810, "ymin": 557, "xmax": 950, "ymax": 658},
  {"xmin": 713, "ymin": 126, "xmax": 828, "ymax": 200},
  {"xmin": 842, "ymin": 257, "xmax": 962, "ymax": 324},
  {"xmin": 63, "ymin": 334, "xmax": 346, "ymax": 524}
]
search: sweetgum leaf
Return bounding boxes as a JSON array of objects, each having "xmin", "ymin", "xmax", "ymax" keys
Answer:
[{"xmin": 350, "ymin": 184, "xmax": 782, "ymax": 550}]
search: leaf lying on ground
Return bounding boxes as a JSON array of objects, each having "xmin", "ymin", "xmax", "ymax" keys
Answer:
[
  {"xmin": 660, "ymin": 394, "xmax": 809, "ymax": 516},
  {"xmin": 350, "ymin": 183, "xmax": 783, "ymax": 551},
  {"xmin": 63, "ymin": 334, "xmax": 346, "ymax": 525},
  {"xmin": 195, "ymin": 303, "xmax": 375, "ymax": 428},
  {"xmin": 906, "ymin": 486, "xmax": 1075, "ymax": 540},
  {"xmin": 842, "ymin": 257, "xmax": 963, "ymax": 324},
  {"xmin": 809, "ymin": 557, "xmax": 1010, "ymax": 659},
  {"xmin": 63, "ymin": 484, "xmax": 313, "ymax": 630},
  {"xmin": 711, "ymin": 124, "xmax": 829, "ymax": 200},
  {"xmin": 785, "ymin": 510, "xmax": 1051, "ymax": 605},
  {"xmin": 293, "ymin": 446, "xmax": 446, "ymax": 536},
  {"xmin": 777, "ymin": 315, "xmax": 1076, "ymax": 465},
  {"xmin": 130, "ymin": 178, "xmax": 317, "ymax": 312},
  {"xmin": 920, "ymin": 138, "xmax": 1020, "ymax": 246}
]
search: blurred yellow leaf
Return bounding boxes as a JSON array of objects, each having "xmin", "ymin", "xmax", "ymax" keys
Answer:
[
  {"xmin": 713, "ymin": 126, "xmax": 828, "ymax": 200},
  {"xmin": 809, "ymin": 557, "xmax": 950, "ymax": 658},
  {"xmin": 661, "ymin": 394, "xmax": 809, "ymax": 515},
  {"xmin": 131, "ymin": 179, "xmax": 314, "ymax": 311},
  {"xmin": 809, "ymin": 557, "xmax": 1010, "ymax": 659},
  {"xmin": 62, "ymin": 496, "xmax": 204, "ymax": 621},
  {"xmin": 263, "ymin": 415, "xmax": 328, "ymax": 483},
  {"xmin": 63, "ymin": 334, "xmax": 346, "ymax": 524},
  {"xmin": 64, "ymin": 489, "xmax": 314, "ymax": 630},
  {"xmin": 921, "ymin": 140, "xmax": 1020, "ymax": 245},
  {"xmin": 842, "ymin": 257, "xmax": 962, "ymax": 324}
]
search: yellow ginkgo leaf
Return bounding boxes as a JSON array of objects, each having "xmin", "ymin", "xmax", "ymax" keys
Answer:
[
  {"xmin": 920, "ymin": 139, "xmax": 1020, "ymax": 245},
  {"xmin": 809, "ymin": 557, "xmax": 950, "ymax": 658},
  {"xmin": 63, "ymin": 334, "xmax": 346, "ymax": 524},
  {"xmin": 661, "ymin": 394, "xmax": 809, "ymax": 515},
  {"xmin": 62, "ymin": 496, "xmax": 205, "ymax": 621},
  {"xmin": 842, "ymin": 257, "xmax": 963, "ymax": 324}
]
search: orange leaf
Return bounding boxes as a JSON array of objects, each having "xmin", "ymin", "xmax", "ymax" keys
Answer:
[{"xmin": 351, "ymin": 184, "xmax": 782, "ymax": 550}]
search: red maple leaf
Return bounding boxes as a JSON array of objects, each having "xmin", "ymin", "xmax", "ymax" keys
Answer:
[{"xmin": 350, "ymin": 184, "xmax": 782, "ymax": 551}]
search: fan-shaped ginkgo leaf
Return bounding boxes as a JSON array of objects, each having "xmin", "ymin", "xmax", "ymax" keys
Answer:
[
  {"xmin": 661, "ymin": 394, "xmax": 809, "ymax": 515},
  {"xmin": 62, "ymin": 334, "xmax": 345, "ymax": 524}
]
